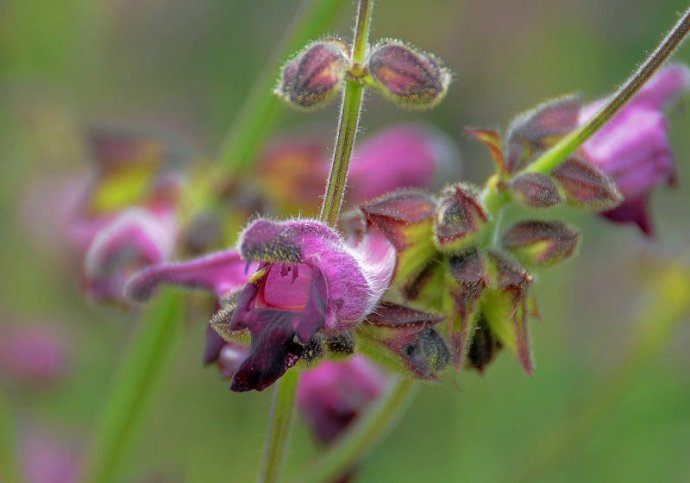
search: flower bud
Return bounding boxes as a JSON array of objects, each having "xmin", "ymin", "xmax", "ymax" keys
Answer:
[
  {"xmin": 367, "ymin": 39, "xmax": 451, "ymax": 110},
  {"xmin": 444, "ymin": 248, "xmax": 488, "ymax": 368},
  {"xmin": 357, "ymin": 302, "xmax": 449, "ymax": 379},
  {"xmin": 433, "ymin": 183, "xmax": 488, "ymax": 253},
  {"xmin": 508, "ymin": 172, "xmax": 562, "ymax": 208},
  {"xmin": 553, "ymin": 156, "xmax": 623, "ymax": 211},
  {"xmin": 505, "ymin": 94, "xmax": 582, "ymax": 172},
  {"xmin": 502, "ymin": 220, "xmax": 580, "ymax": 267},
  {"xmin": 275, "ymin": 39, "xmax": 350, "ymax": 110}
]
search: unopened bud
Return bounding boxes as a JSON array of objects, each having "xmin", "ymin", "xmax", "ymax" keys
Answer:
[
  {"xmin": 434, "ymin": 184, "xmax": 488, "ymax": 253},
  {"xmin": 367, "ymin": 39, "xmax": 451, "ymax": 110},
  {"xmin": 502, "ymin": 220, "xmax": 580, "ymax": 267},
  {"xmin": 553, "ymin": 156, "xmax": 623, "ymax": 211},
  {"xmin": 509, "ymin": 172, "xmax": 562, "ymax": 208},
  {"xmin": 275, "ymin": 39, "xmax": 350, "ymax": 110}
]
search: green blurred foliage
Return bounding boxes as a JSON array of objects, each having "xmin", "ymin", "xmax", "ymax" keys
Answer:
[{"xmin": 1, "ymin": 0, "xmax": 689, "ymax": 481}]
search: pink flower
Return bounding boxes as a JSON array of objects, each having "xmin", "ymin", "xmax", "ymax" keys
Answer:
[
  {"xmin": 68, "ymin": 124, "xmax": 192, "ymax": 302},
  {"xmin": 297, "ymin": 356, "xmax": 385, "ymax": 444},
  {"xmin": 126, "ymin": 218, "xmax": 396, "ymax": 392},
  {"xmin": 256, "ymin": 124, "xmax": 458, "ymax": 213},
  {"xmin": 579, "ymin": 64, "xmax": 690, "ymax": 234},
  {"xmin": 20, "ymin": 426, "xmax": 79, "ymax": 483},
  {"xmin": 0, "ymin": 325, "xmax": 68, "ymax": 386}
]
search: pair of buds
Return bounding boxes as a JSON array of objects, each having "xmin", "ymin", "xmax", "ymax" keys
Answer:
[{"xmin": 276, "ymin": 38, "xmax": 451, "ymax": 110}]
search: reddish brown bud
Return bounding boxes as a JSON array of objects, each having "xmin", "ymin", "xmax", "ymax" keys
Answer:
[
  {"xmin": 553, "ymin": 156, "xmax": 623, "ymax": 211},
  {"xmin": 276, "ymin": 39, "xmax": 350, "ymax": 110},
  {"xmin": 483, "ymin": 252, "xmax": 534, "ymax": 374},
  {"xmin": 509, "ymin": 172, "xmax": 563, "ymax": 208},
  {"xmin": 445, "ymin": 248, "xmax": 488, "ymax": 368},
  {"xmin": 502, "ymin": 220, "xmax": 580, "ymax": 267},
  {"xmin": 358, "ymin": 302, "xmax": 449, "ymax": 379},
  {"xmin": 433, "ymin": 184, "xmax": 488, "ymax": 253},
  {"xmin": 505, "ymin": 95, "xmax": 583, "ymax": 172},
  {"xmin": 367, "ymin": 39, "xmax": 451, "ymax": 110}
]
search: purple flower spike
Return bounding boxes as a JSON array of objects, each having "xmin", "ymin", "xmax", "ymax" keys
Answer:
[
  {"xmin": 125, "ymin": 249, "xmax": 252, "ymax": 302},
  {"xmin": 83, "ymin": 208, "xmax": 176, "ymax": 302},
  {"xmin": 225, "ymin": 218, "xmax": 395, "ymax": 391},
  {"xmin": 579, "ymin": 64, "xmax": 690, "ymax": 235},
  {"xmin": 297, "ymin": 356, "xmax": 385, "ymax": 444}
]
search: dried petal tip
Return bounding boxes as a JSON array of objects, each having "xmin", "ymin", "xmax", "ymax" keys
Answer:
[
  {"xmin": 502, "ymin": 220, "xmax": 580, "ymax": 267},
  {"xmin": 367, "ymin": 39, "xmax": 451, "ymax": 110},
  {"xmin": 509, "ymin": 172, "xmax": 562, "ymax": 208},
  {"xmin": 275, "ymin": 39, "xmax": 350, "ymax": 110},
  {"xmin": 433, "ymin": 184, "xmax": 488, "ymax": 253}
]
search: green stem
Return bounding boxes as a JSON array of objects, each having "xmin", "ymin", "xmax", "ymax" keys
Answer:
[
  {"xmin": 258, "ymin": 2, "xmax": 375, "ymax": 481},
  {"xmin": 81, "ymin": 290, "xmax": 183, "ymax": 483},
  {"xmin": 293, "ymin": 377, "xmax": 418, "ymax": 483},
  {"xmin": 257, "ymin": 370, "xmax": 300, "ymax": 483},
  {"xmin": 217, "ymin": 0, "xmax": 346, "ymax": 173},
  {"xmin": 319, "ymin": 0, "xmax": 374, "ymax": 225},
  {"xmin": 511, "ymin": 267, "xmax": 690, "ymax": 483},
  {"xmin": 481, "ymin": 6, "xmax": 690, "ymax": 216}
]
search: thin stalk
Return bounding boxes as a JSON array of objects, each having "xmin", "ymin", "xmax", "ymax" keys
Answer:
[
  {"xmin": 258, "ymin": 2, "xmax": 375, "ymax": 481},
  {"xmin": 481, "ymin": 7, "xmax": 690, "ymax": 215},
  {"xmin": 81, "ymin": 290, "xmax": 183, "ymax": 483},
  {"xmin": 257, "ymin": 370, "xmax": 300, "ymax": 483},
  {"xmin": 217, "ymin": 0, "xmax": 346, "ymax": 173},
  {"xmin": 319, "ymin": 0, "xmax": 374, "ymax": 225},
  {"xmin": 293, "ymin": 377, "xmax": 418, "ymax": 483},
  {"xmin": 511, "ymin": 266, "xmax": 690, "ymax": 483}
]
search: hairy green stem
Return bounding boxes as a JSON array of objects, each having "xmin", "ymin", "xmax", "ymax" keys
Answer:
[
  {"xmin": 512, "ymin": 266, "xmax": 690, "ymax": 483},
  {"xmin": 482, "ymin": 6, "xmax": 690, "ymax": 216},
  {"xmin": 82, "ymin": 290, "xmax": 183, "ymax": 483},
  {"xmin": 257, "ymin": 370, "xmax": 300, "ymax": 483},
  {"xmin": 319, "ymin": 0, "xmax": 374, "ymax": 225},
  {"xmin": 217, "ymin": 0, "xmax": 346, "ymax": 173},
  {"xmin": 293, "ymin": 377, "xmax": 418, "ymax": 483},
  {"xmin": 258, "ymin": 2, "xmax": 375, "ymax": 481}
]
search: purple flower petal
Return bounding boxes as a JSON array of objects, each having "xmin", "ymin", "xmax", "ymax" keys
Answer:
[
  {"xmin": 83, "ymin": 208, "xmax": 176, "ymax": 302},
  {"xmin": 125, "ymin": 249, "xmax": 252, "ymax": 302}
]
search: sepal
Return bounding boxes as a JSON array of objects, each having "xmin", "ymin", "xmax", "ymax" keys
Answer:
[
  {"xmin": 433, "ymin": 183, "xmax": 488, "ymax": 253},
  {"xmin": 508, "ymin": 172, "xmax": 562, "ymax": 208},
  {"xmin": 553, "ymin": 156, "xmax": 623, "ymax": 211},
  {"xmin": 502, "ymin": 220, "xmax": 580, "ymax": 267}
]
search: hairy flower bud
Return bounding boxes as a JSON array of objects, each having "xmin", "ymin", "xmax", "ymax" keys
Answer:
[
  {"xmin": 275, "ymin": 39, "xmax": 350, "ymax": 110},
  {"xmin": 553, "ymin": 156, "xmax": 623, "ymax": 211},
  {"xmin": 509, "ymin": 172, "xmax": 562, "ymax": 208},
  {"xmin": 502, "ymin": 220, "xmax": 580, "ymax": 267},
  {"xmin": 358, "ymin": 302, "xmax": 449, "ymax": 379},
  {"xmin": 367, "ymin": 39, "xmax": 451, "ymax": 110},
  {"xmin": 433, "ymin": 183, "xmax": 488, "ymax": 253}
]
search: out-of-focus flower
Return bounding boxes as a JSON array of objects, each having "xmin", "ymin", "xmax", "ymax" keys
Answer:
[
  {"xmin": 69, "ymin": 124, "xmax": 195, "ymax": 302},
  {"xmin": 0, "ymin": 325, "xmax": 68, "ymax": 386},
  {"xmin": 578, "ymin": 64, "xmax": 690, "ymax": 235},
  {"xmin": 20, "ymin": 426, "xmax": 79, "ymax": 483},
  {"xmin": 256, "ymin": 124, "xmax": 459, "ymax": 214},
  {"xmin": 297, "ymin": 356, "xmax": 385, "ymax": 444},
  {"xmin": 127, "ymin": 218, "xmax": 397, "ymax": 392}
]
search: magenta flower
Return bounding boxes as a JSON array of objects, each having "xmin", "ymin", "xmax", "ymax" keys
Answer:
[
  {"xmin": 256, "ymin": 124, "xmax": 458, "ymax": 213},
  {"xmin": 127, "ymin": 218, "xmax": 396, "ymax": 392},
  {"xmin": 579, "ymin": 64, "xmax": 689, "ymax": 234},
  {"xmin": 0, "ymin": 325, "xmax": 68, "ymax": 386},
  {"xmin": 82, "ymin": 207, "xmax": 177, "ymax": 302},
  {"xmin": 297, "ymin": 356, "xmax": 385, "ymax": 444},
  {"xmin": 20, "ymin": 426, "xmax": 79, "ymax": 483}
]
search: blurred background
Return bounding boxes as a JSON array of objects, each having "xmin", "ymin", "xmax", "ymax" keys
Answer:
[{"xmin": 1, "ymin": 0, "xmax": 690, "ymax": 481}]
